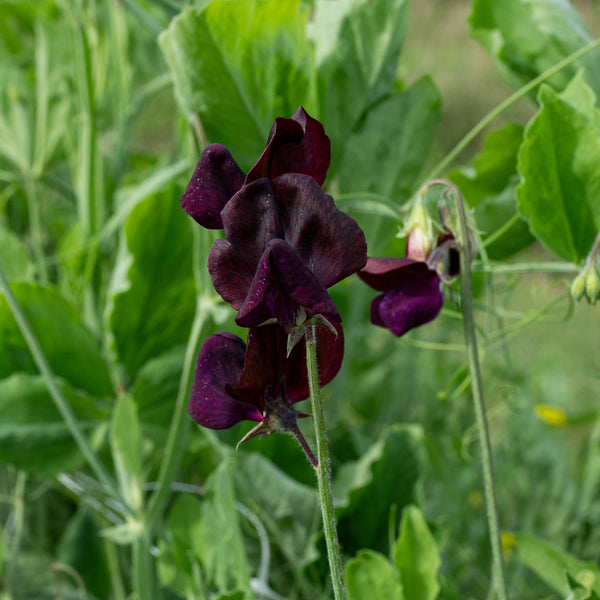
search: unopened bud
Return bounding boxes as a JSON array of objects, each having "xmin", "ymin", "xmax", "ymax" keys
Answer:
[
  {"xmin": 401, "ymin": 201, "xmax": 435, "ymax": 261},
  {"xmin": 571, "ymin": 272, "xmax": 587, "ymax": 301},
  {"xmin": 585, "ymin": 268, "xmax": 600, "ymax": 304}
]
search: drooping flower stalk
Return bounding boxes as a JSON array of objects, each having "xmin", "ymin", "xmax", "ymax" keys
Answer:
[
  {"xmin": 423, "ymin": 179, "xmax": 509, "ymax": 600},
  {"xmin": 305, "ymin": 324, "xmax": 346, "ymax": 600}
]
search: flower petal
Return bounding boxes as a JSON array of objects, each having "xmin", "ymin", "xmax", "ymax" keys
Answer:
[
  {"xmin": 372, "ymin": 271, "xmax": 444, "ymax": 337},
  {"xmin": 188, "ymin": 332, "xmax": 262, "ymax": 429},
  {"xmin": 272, "ymin": 174, "xmax": 367, "ymax": 287},
  {"xmin": 358, "ymin": 257, "xmax": 428, "ymax": 292},
  {"xmin": 246, "ymin": 107, "xmax": 331, "ymax": 185},
  {"xmin": 180, "ymin": 144, "xmax": 245, "ymax": 229}
]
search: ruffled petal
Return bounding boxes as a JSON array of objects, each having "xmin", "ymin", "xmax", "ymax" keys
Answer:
[
  {"xmin": 372, "ymin": 271, "xmax": 444, "ymax": 337},
  {"xmin": 358, "ymin": 257, "xmax": 428, "ymax": 292},
  {"xmin": 180, "ymin": 144, "xmax": 245, "ymax": 229},
  {"xmin": 188, "ymin": 332, "xmax": 263, "ymax": 429},
  {"xmin": 246, "ymin": 107, "xmax": 330, "ymax": 185},
  {"xmin": 272, "ymin": 174, "xmax": 367, "ymax": 287}
]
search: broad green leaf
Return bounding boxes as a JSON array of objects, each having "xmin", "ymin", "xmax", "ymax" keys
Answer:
[
  {"xmin": 346, "ymin": 550, "xmax": 404, "ymax": 600},
  {"xmin": 514, "ymin": 532, "xmax": 600, "ymax": 595},
  {"xmin": 107, "ymin": 186, "xmax": 196, "ymax": 380},
  {"xmin": 336, "ymin": 76, "xmax": 440, "ymax": 201},
  {"xmin": 334, "ymin": 424, "xmax": 425, "ymax": 553},
  {"xmin": 394, "ymin": 505, "xmax": 440, "ymax": 600},
  {"xmin": 315, "ymin": 0, "xmax": 409, "ymax": 173},
  {"xmin": 0, "ymin": 226, "xmax": 34, "ymax": 281},
  {"xmin": 469, "ymin": 0, "xmax": 600, "ymax": 97},
  {"xmin": 110, "ymin": 393, "xmax": 143, "ymax": 512},
  {"xmin": 159, "ymin": 0, "xmax": 313, "ymax": 169},
  {"xmin": 517, "ymin": 82, "xmax": 600, "ymax": 263},
  {"xmin": 0, "ymin": 373, "xmax": 106, "ymax": 477},
  {"xmin": 0, "ymin": 282, "xmax": 112, "ymax": 396}
]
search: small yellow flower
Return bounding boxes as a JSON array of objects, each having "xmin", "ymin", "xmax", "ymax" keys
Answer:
[
  {"xmin": 501, "ymin": 531, "xmax": 515, "ymax": 552},
  {"xmin": 534, "ymin": 404, "xmax": 567, "ymax": 427}
]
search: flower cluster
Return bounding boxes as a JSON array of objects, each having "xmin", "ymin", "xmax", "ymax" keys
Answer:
[{"xmin": 182, "ymin": 108, "xmax": 367, "ymax": 457}]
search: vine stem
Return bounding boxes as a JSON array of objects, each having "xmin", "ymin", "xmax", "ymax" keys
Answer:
[
  {"xmin": 425, "ymin": 179, "xmax": 509, "ymax": 600},
  {"xmin": 0, "ymin": 263, "xmax": 124, "ymax": 507},
  {"xmin": 305, "ymin": 325, "xmax": 347, "ymax": 600},
  {"xmin": 424, "ymin": 37, "xmax": 600, "ymax": 180}
]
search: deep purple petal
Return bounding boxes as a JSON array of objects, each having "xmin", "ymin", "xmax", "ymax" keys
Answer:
[
  {"xmin": 188, "ymin": 332, "xmax": 262, "ymax": 429},
  {"xmin": 358, "ymin": 257, "xmax": 430, "ymax": 292},
  {"xmin": 246, "ymin": 107, "xmax": 331, "ymax": 185},
  {"xmin": 180, "ymin": 144, "xmax": 245, "ymax": 229},
  {"xmin": 371, "ymin": 271, "xmax": 444, "ymax": 337},
  {"xmin": 271, "ymin": 174, "xmax": 367, "ymax": 287}
]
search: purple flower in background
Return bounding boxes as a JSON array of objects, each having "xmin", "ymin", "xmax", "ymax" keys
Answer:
[
  {"xmin": 358, "ymin": 257, "xmax": 444, "ymax": 337},
  {"xmin": 208, "ymin": 173, "xmax": 367, "ymax": 332},
  {"xmin": 180, "ymin": 107, "xmax": 331, "ymax": 229},
  {"xmin": 188, "ymin": 323, "xmax": 344, "ymax": 463}
]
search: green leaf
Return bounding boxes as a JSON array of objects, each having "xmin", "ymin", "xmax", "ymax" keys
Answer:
[
  {"xmin": 345, "ymin": 550, "xmax": 404, "ymax": 600},
  {"xmin": 517, "ymin": 82, "xmax": 600, "ymax": 263},
  {"xmin": 469, "ymin": 0, "xmax": 600, "ymax": 97},
  {"xmin": 110, "ymin": 393, "xmax": 143, "ymax": 512},
  {"xmin": 159, "ymin": 0, "xmax": 313, "ymax": 169},
  {"xmin": 315, "ymin": 0, "xmax": 409, "ymax": 173},
  {"xmin": 0, "ymin": 283, "xmax": 112, "ymax": 396},
  {"xmin": 0, "ymin": 226, "xmax": 34, "ymax": 281},
  {"xmin": 334, "ymin": 424, "xmax": 425, "ymax": 554},
  {"xmin": 107, "ymin": 186, "xmax": 196, "ymax": 380},
  {"xmin": 0, "ymin": 373, "xmax": 106, "ymax": 477},
  {"xmin": 514, "ymin": 532, "xmax": 600, "ymax": 595},
  {"xmin": 336, "ymin": 76, "xmax": 440, "ymax": 200},
  {"xmin": 394, "ymin": 505, "xmax": 440, "ymax": 600}
]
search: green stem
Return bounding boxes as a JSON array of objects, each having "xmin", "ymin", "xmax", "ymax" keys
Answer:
[
  {"xmin": 428, "ymin": 179, "xmax": 509, "ymax": 600},
  {"xmin": 132, "ymin": 530, "xmax": 155, "ymax": 600},
  {"xmin": 305, "ymin": 325, "xmax": 346, "ymax": 600},
  {"xmin": 472, "ymin": 262, "xmax": 579, "ymax": 275},
  {"xmin": 425, "ymin": 37, "xmax": 600, "ymax": 179},
  {"xmin": 4, "ymin": 471, "xmax": 26, "ymax": 594},
  {"xmin": 25, "ymin": 180, "xmax": 47, "ymax": 284},
  {"xmin": 0, "ymin": 263, "xmax": 123, "ymax": 507}
]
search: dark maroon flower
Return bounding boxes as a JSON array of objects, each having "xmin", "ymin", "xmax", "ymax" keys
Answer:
[
  {"xmin": 358, "ymin": 257, "xmax": 444, "ymax": 337},
  {"xmin": 180, "ymin": 107, "xmax": 330, "ymax": 229},
  {"xmin": 188, "ymin": 323, "xmax": 344, "ymax": 463},
  {"xmin": 208, "ymin": 173, "xmax": 367, "ymax": 332}
]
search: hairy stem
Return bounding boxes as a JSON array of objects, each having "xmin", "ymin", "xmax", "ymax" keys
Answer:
[{"xmin": 305, "ymin": 325, "xmax": 346, "ymax": 600}]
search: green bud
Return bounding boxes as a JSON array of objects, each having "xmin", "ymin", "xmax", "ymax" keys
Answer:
[
  {"xmin": 571, "ymin": 272, "xmax": 587, "ymax": 301},
  {"xmin": 585, "ymin": 268, "xmax": 600, "ymax": 304}
]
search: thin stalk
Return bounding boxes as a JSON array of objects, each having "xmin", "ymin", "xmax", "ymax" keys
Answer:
[
  {"xmin": 24, "ymin": 180, "xmax": 47, "ymax": 283},
  {"xmin": 0, "ymin": 263, "xmax": 123, "ymax": 506},
  {"xmin": 132, "ymin": 530, "xmax": 155, "ymax": 600},
  {"xmin": 428, "ymin": 179, "xmax": 509, "ymax": 600},
  {"xmin": 425, "ymin": 37, "xmax": 600, "ymax": 179},
  {"xmin": 472, "ymin": 262, "xmax": 579, "ymax": 275},
  {"xmin": 4, "ymin": 471, "xmax": 26, "ymax": 593},
  {"xmin": 305, "ymin": 325, "xmax": 346, "ymax": 600}
]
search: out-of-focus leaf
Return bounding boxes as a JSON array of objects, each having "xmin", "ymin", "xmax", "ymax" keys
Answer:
[
  {"xmin": 159, "ymin": 0, "xmax": 313, "ymax": 169},
  {"xmin": 334, "ymin": 424, "xmax": 425, "ymax": 554},
  {"xmin": 336, "ymin": 76, "xmax": 440, "ymax": 201},
  {"xmin": 315, "ymin": 0, "xmax": 409, "ymax": 174},
  {"xmin": 346, "ymin": 550, "xmax": 405, "ymax": 600},
  {"xmin": 469, "ymin": 0, "xmax": 600, "ymax": 97},
  {"xmin": 0, "ymin": 226, "xmax": 34, "ymax": 281},
  {"xmin": 514, "ymin": 532, "xmax": 600, "ymax": 595},
  {"xmin": 107, "ymin": 186, "xmax": 196, "ymax": 380},
  {"xmin": 517, "ymin": 81, "xmax": 600, "ymax": 263},
  {"xmin": 394, "ymin": 505, "xmax": 440, "ymax": 600},
  {"xmin": 0, "ymin": 283, "xmax": 112, "ymax": 396},
  {"xmin": 0, "ymin": 373, "xmax": 106, "ymax": 477}
]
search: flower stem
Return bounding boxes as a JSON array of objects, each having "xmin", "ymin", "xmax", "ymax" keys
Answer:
[
  {"xmin": 425, "ymin": 37, "xmax": 600, "ymax": 179},
  {"xmin": 305, "ymin": 325, "xmax": 346, "ymax": 600},
  {"xmin": 426, "ymin": 179, "xmax": 509, "ymax": 600}
]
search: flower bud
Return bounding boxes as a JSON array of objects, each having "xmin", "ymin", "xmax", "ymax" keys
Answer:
[
  {"xmin": 585, "ymin": 267, "xmax": 600, "ymax": 304},
  {"xmin": 401, "ymin": 201, "xmax": 435, "ymax": 261},
  {"xmin": 571, "ymin": 272, "xmax": 587, "ymax": 301}
]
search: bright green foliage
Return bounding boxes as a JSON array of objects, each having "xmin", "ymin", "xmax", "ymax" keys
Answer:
[
  {"xmin": 394, "ymin": 505, "xmax": 441, "ymax": 600},
  {"xmin": 0, "ymin": 283, "xmax": 112, "ymax": 396},
  {"xmin": 0, "ymin": 374, "xmax": 107, "ymax": 477},
  {"xmin": 346, "ymin": 550, "xmax": 405, "ymax": 600},
  {"xmin": 470, "ymin": 0, "xmax": 600, "ymax": 96},
  {"xmin": 107, "ymin": 187, "xmax": 196, "ymax": 380},
  {"xmin": 517, "ymin": 77, "xmax": 600, "ymax": 263},
  {"xmin": 0, "ymin": 226, "xmax": 34, "ymax": 281}
]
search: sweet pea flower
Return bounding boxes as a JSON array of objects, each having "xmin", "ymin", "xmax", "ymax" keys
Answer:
[
  {"xmin": 208, "ymin": 173, "xmax": 367, "ymax": 332},
  {"xmin": 180, "ymin": 107, "xmax": 330, "ymax": 229},
  {"xmin": 188, "ymin": 322, "xmax": 344, "ymax": 464}
]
